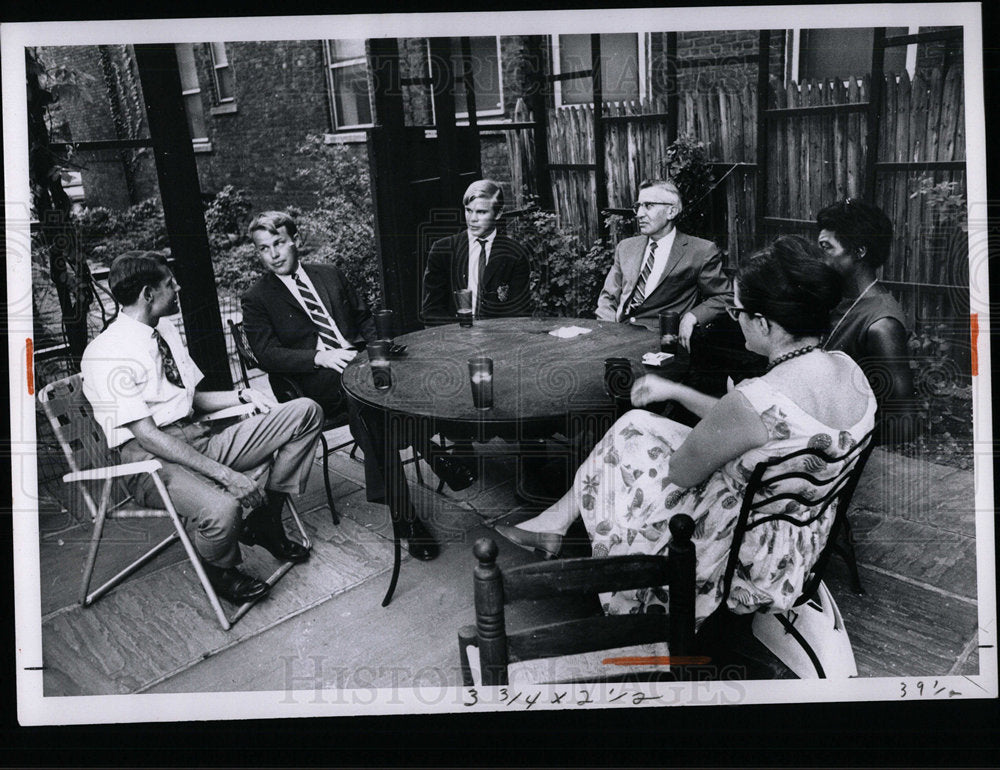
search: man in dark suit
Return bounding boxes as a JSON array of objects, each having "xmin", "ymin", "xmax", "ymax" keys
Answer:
[
  {"xmin": 242, "ymin": 211, "xmax": 464, "ymax": 561},
  {"xmin": 596, "ymin": 179, "xmax": 732, "ymax": 350},
  {"xmin": 421, "ymin": 179, "xmax": 533, "ymax": 325}
]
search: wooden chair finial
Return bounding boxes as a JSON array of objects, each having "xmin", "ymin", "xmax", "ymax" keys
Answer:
[
  {"xmin": 669, "ymin": 513, "xmax": 695, "ymax": 543},
  {"xmin": 473, "ymin": 537, "xmax": 498, "ymax": 566}
]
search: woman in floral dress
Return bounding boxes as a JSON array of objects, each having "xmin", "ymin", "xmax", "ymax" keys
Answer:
[{"xmin": 497, "ymin": 236, "xmax": 877, "ymax": 628}]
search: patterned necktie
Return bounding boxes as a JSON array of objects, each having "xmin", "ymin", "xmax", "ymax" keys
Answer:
[
  {"xmin": 152, "ymin": 329, "xmax": 184, "ymax": 388},
  {"xmin": 293, "ymin": 272, "xmax": 342, "ymax": 350},
  {"xmin": 475, "ymin": 238, "xmax": 489, "ymax": 316},
  {"xmin": 623, "ymin": 240, "xmax": 658, "ymax": 317}
]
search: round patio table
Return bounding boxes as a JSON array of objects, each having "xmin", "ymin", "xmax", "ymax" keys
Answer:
[{"xmin": 341, "ymin": 316, "xmax": 689, "ymax": 604}]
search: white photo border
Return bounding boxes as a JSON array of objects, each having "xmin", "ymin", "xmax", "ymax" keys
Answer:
[{"xmin": 3, "ymin": 2, "xmax": 994, "ymax": 726}]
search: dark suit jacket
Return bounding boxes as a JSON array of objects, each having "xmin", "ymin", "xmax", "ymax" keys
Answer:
[
  {"xmin": 241, "ymin": 263, "xmax": 376, "ymax": 399},
  {"xmin": 595, "ymin": 231, "xmax": 732, "ymax": 330},
  {"xmin": 420, "ymin": 231, "xmax": 533, "ymax": 325}
]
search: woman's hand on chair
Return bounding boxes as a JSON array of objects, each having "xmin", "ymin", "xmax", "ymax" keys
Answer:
[{"xmin": 631, "ymin": 374, "xmax": 679, "ymax": 407}]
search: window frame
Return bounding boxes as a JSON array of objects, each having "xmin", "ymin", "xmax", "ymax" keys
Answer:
[
  {"xmin": 324, "ymin": 39, "xmax": 375, "ymax": 131},
  {"xmin": 551, "ymin": 32, "xmax": 648, "ymax": 108},
  {"xmin": 175, "ymin": 43, "xmax": 212, "ymax": 152},
  {"xmin": 453, "ymin": 36, "xmax": 505, "ymax": 121},
  {"xmin": 324, "ymin": 36, "xmax": 507, "ymax": 132},
  {"xmin": 208, "ymin": 42, "xmax": 235, "ymax": 105},
  {"xmin": 786, "ymin": 26, "xmax": 918, "ymax": 85}
]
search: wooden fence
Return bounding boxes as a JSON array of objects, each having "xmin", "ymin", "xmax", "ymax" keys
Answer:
[{"xmin": 506, "ymin": 65, "xmax": 967, "ymax": 329}]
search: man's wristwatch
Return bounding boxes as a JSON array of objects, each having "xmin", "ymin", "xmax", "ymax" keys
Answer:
[{"xmin": 237, "ymin": 388, "xmax": 251, "ymax": 404}]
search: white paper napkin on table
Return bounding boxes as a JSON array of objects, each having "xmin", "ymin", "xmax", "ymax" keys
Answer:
[
  {"xmin": 548, "ymin": 325, "xmax": 592, "ymax": 339},
  {"xmin": 642, "ymin": 352, "xmax": 674, "ymax": 367}
]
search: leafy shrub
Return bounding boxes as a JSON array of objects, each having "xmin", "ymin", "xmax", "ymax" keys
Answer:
[
  {"xmin": 293, "ymin": 207, "xmax": 381, "ymax": 310},
  {"xmin": 910, "ymin": 176, "xmax": 967, "ymax": 227},
  {"xmin": 73, "ymin": 197, "xmax": 167, "ymax": 265},
  {"xmin": 657, "ymin": 134, "xmax": 715, "ymax": 237},
  {"xmin": 212, "ymin": 241, "xmax": 262, "ymax": 301},
  {"xmin": 209, "ymin": 141, "xmax": 382, "ymax": 307},
  {"xmin": 898, "ymin": 325, "xmax": 973, "ymax": 469},
  {"xmin": 508, "ymin": 199, "xmax": 620, "ymax": 317},
  {"xmin": 205, "ymin": 185, "xmax": 253, "ymax": 244},
  {"xmin": 288, "ymin": 135, "xmax": 382, "ymax": 308}
]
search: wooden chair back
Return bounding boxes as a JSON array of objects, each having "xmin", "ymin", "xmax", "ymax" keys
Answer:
[
  {"xmin": 461, "ymin": 514, "xmax": 696, "ymax": 686},
  {"xmin": 719, "ymin": 430, "xmax": 876, "ymax": 610}
]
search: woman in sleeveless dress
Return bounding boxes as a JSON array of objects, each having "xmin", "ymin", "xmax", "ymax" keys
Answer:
[
  {"xmin": 817, "ymin": 199, "xmax": 914, "ymax": 443},
  {"xmin": 497, "ymin": 236, "xmax": 876, "ymax": 627}
]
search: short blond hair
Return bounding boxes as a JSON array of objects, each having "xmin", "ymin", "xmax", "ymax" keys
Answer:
[
  {"xmin": 462, "ymin": 179, "xmax": 504, "ymax": 213},
  {"xmin": 247, "ymin": 210, "xmax": 298, "ymax": 240}
]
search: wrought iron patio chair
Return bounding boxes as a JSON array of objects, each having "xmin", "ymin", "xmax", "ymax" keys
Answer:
[{"xmin": 702, "ymin": 429, "xmax": 876, "ymax": 678}]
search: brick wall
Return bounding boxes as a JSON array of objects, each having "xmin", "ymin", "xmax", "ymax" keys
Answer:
[
  {"xmin": 647, "ymin": 30, "xmax": 785, "ymax": 97},
  {"xmin": 40, "ymin": 46, "xmax": 157, "ymax": 209},
  {"xmin": 188, "ymin": 40, "xmax": 333, "ymax": 211},
  {"xmin": 914, "ymin": 26, "xmax": 963, "ymax": 76}
]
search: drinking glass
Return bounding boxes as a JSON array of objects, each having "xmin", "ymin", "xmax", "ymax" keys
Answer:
[
  {"xmin": 468, "ymin": 356, "xmax": 493, "ymax": 409},
  {"xmin": 455, "ymin": 289, "xmax": 474, "ymax": 328},
  {"xmin": 368, "ymin": 340, "xmax": 392, "ymax": 390}
]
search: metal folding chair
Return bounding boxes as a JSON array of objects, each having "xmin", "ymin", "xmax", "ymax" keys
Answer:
[{"xmin": 38, "ymin": 373, "xmax": 311, "ymax": 631}]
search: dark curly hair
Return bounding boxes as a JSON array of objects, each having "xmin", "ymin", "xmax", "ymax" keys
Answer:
[
  {"xmin": 736, "ymin": 235, "xmax": 844, "ymax": 338},
  {"xmin": 108, "ymin": 250, "xmax": 171, "ymax": 306},
  {"xmin": 816, "ymin": 198, "xmax": 893, "ymax": 268}
]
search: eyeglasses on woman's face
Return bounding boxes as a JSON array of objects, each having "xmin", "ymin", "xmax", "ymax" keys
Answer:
[{"xmin": 725, "ymin": 304, "xmax": 759, "ymax": 322}]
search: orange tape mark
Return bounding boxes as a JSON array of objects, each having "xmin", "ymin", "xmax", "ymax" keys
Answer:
[
  {"xmin": 603, "ymin": 655, "xmax": 713, "ymax": 667},
  {"xmin": 970, "ymin": 314, "xmax": 979, "ymax": 377},
  {"xmin": 26, "ymin": 339, "xmax": 34, "ymax": 396}
]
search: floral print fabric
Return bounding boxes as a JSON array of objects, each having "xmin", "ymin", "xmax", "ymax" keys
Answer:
[{"xmin": 575, "ymin": 364, "xmax": 876, "ymax": 628}]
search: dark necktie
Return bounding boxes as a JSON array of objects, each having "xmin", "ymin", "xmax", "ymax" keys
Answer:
[
  {"xmin": 152, "ymin": 329, "xmax": 184, "ymax": 388},
  {"xmin": 623, "ymin": 240, "xmax": 658, "ymax": 317},
  {"xmin": 475, "ymin": 238, "xmax": 488, "ymax": 316},
  {"xmin": 293, "ymin": 272, "xmax": 342, "ymax": 350}
]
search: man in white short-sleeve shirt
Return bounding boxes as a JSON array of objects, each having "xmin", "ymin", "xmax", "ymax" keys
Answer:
[{"xmin": 81, "ymin": 251, "xmax": 323, "ymax": 604}]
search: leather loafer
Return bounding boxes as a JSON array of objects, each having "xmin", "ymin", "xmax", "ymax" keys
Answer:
[
  {"xmin": 239, "ymin": 524, "xmax": 310, "ymax": 564},
  {"xmin": 402, "ymin": 518, "xmax": 440, "ymax": 561},
  {"xmin": 494, "ymin": 524, "xmax": 563, "ymax": 559},
  {"xmin": 203, "ymin": 564, "xmax": 271, "ymax": 604},
  {"xmin": 433, "ymin": 454, "xmax": 477, "ymax": 492}
]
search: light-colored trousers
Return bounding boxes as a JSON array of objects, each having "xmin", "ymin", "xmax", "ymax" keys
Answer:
[{"xmin": 119, "ymin": 398, "xmax": 323, "ymax": 567}]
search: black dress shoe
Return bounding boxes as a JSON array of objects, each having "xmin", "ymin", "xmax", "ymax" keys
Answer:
[
  {"xmin": 203, "ymin": 564, "xmax": 271, "ymax": 604},
  {"xmin": 402, "ymin": 518, "xmax": 440, "ymax": 561},
  {"xmin": 432, "ymin": 454, "xmax": 477, "ymax": 492},
  {"xmin": 239, "ymin": 524, "xmax": 310, "ymax": 564}
]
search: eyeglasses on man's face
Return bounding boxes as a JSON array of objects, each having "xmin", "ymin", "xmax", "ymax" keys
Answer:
[
  {"xmin": 631, "ymin": 200, "xmax": 677, "ymax": 213},
  {"xmin": 725, "ymin": 304, "xmax": 759, "ymax": 322}
]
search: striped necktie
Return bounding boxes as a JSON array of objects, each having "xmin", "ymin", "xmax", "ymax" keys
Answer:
[
  {"xmin": 293, "ymin": 271, "xmax": 342, "ymax": 350},
  {"xmin": 152, "ymin": 329, "xmax": 184, "ymax": 388},
  {"xmin": 623, "ymin": 240, "xmax": 658, "ymax": 317},
  {"xmin": 475, "ymin": 238, "xmax": 488, "ymax": 315}
]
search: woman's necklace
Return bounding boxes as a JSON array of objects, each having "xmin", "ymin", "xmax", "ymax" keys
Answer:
[
  {"xmin": 766, "ymin": 344, "xmax": 816, "ymax": 372},
  {"xmin": 822, "ymin": 279, "xmax": 878, "ymax": 350}
]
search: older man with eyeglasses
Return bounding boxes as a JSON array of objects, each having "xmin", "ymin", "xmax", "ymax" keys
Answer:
[{"xmin": 595, "ymin": 179, "xmax": 732, "ymax": 350}]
